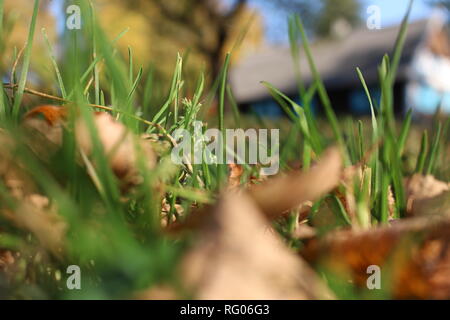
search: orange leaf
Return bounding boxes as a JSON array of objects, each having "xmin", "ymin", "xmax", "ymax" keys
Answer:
[
  {"xmin": 24, "ymin": 105, "xmax": 67, "ymax": 126},
  {"xmin": 227, "ymin": 163, "xmax": 243, "ymax": 189}
]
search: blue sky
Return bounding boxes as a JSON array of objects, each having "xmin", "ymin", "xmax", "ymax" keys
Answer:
[
  {"xmin": 249, "ymin": 0, "xmax": 434, "ymax": 43},
  {"xmin": 51, "ymin": 0, "xmax": 435, "ymax": 41}
]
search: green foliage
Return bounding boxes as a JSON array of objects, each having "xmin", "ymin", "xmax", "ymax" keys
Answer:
[{"xmin": 315, "ymin": 0, "xmax": 362, "ymax": 38}]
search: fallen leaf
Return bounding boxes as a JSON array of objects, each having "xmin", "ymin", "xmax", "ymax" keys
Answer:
[
  {"xmin": 0, "ymin": 132, "xmax": 38, "ymax": 199},
  {"xmin": 2, "ymin": 195, "xmax": 66, "ymax": 254},
  {"xmin": 248, "ymin": 147, "xmax": 342, "ymax": 219},
  {"xmin": 293, "ymin": 223, "xmax": 316, "ymax": 240},
  {"xmin": 301, "ymin": 213, "xmax": 450, "ymax": 299},
  {"xmin": 75, "ymin": 112, "xmax": 156, "ymax": 187},
  {"xmin": 0, "ymin": 250, "xmax": 17, "ymax": 285},
  {"xmin": 161, "ymin": 198, "xmax": 184, "ymax": 228},
  {"xmin": 0, "ymin": 250, "xmax": 15, "ymax": 270},
  {"xmin": 227, "ymin": 163, "xmax": 243, "ymax": 190},
  {"xmin": 180, "ymin": 192, "xmax": 334, "ymax": 299},
  {"xmin": 24, "ymin": 105, "xmax": 67, "ymax": 126},
  {"xmin": 406, "ymin": 174, "xmax": 450, "ymax": 216},
  {"xmin": 22, "ymin": 105, "xmax": 66, "ymax": 157}
]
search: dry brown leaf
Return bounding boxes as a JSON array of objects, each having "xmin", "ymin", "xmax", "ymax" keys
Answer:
[
  {"xmin": 227, "ymin": 163, "xmax": 243, "ymax": 190},
  {"xmin": 248, "ymin": 147, "xmax": 342, "ymax": 219},
  {"xmin": 301, "ymin": 213, "xmax": 450, "ymax": 299},
  {"xmin": 0, "ymin": 250, "xmax": 18, "ymax": 285},
  {"xmin": 0, "ymin": 250, "xmax": 15, "ymax": 271},
  {"xmin": 24, "ymin": 105, "xmax": 67, "ymax": 126},
  {"xmin": 160, "ymin": 198, "xmax": 184, "ymax": 228},
  {"xmin": 296, "ymin": 200, "xmax": 314, "ymax": 223},
  {"xmin": 135, "ymin": 285, "xmax": 180, "ymax": 300},
  {"xmin": 406, "ymin": 174, "xmax": 450, "ymax": 216},
  {"xmin": 180, "ymin": 192, "xmax": 334, "ymax": 300},
  {"xmin": 411, "ymin": 191, "xmax": 450, "ymax": 217},
  {"xmin": 22, "ymin": 105, "xmax": 66, "ymax": 157},
  {"xmin": 0, "ymin": 132, "xmax": 38, "ymax": 199},
  {"xmin": 75, "ymin": 112, "xmax": 156, "ymax": 187},
  {"xmin": 339, "ymin": 164, "xmax": 363, "ymax": 223},
  {"xmin": 2, "ymin": 195, "xmax": 66, "ymax": 254},
  {"xmin": 21, "ymin": 107, "xmax": 157, "ymax": 189},
  {"xmin": 293, "ymin": 223, "xmax": 316, "ymax": 240}
]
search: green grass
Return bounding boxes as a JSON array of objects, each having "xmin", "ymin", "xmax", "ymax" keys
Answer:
[
  {"xmin": 0, "ymin": 0, "xmax": 448, "ymax": 299},
  {"xmin": 11, "ymin": 0, "xmax": 40, "ymax": 120}
]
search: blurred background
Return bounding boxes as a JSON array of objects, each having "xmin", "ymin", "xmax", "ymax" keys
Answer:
[{"xmin": 1, "ymin": 0, "xmax": 449, "ymax": 118}]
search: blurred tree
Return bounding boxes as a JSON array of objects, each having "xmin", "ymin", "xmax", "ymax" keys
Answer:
[
  {"xmin": 314, "ymin": 0, "xmax": 362, "ymax": 38},
  {"xmin": 267, "ymin": 0, "xmax": 362, "ymax": 38},
  {"xmin": 95, "ymin": 0, "xmax": 263, "ymax": 86},
  {"xmin": 427, "ymin": 0, "xmax": 450, "ymax": 10},
  {"xmin": 2, "ymin": 0, "xmax": 56, "ymax": 80}
]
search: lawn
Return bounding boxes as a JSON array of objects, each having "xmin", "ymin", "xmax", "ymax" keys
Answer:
[{"xmin": 0, "ymin": 0, "xmax": 449, "ymax": 300}]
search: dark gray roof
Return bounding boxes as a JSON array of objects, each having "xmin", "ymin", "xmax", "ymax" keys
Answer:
[{"xmin": 229, "ymin": 20, "xmax": 428, "ymax": 104}]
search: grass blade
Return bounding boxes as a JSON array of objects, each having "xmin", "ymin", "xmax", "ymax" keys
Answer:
[
  {"xmin": 12, "ymin": 0, "xmax": 40, "ymax": 120},
  {"xmin": 415, "ymin": 130, "xmax": 428, "ymax": 174},
  {"xmin": 425, "ymin": 123, "xmax": 442, "ymax": 175},
  {"xmin": 294, "ymin": 15, "xmax": 346, "ymax": 159}
]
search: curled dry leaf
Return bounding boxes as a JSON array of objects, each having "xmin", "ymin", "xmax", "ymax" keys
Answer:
[
  {"xmin": 75, "ymin": 112, "xmax": 156, "ymax": 186},
  {"xmin": 248, "ymin": 147, "xmax": 342, "ymax": 219},
  {"xmin": 2, "ymin": 195, "xmax": 66, "ymax": 254},
  {"xmin": 296, "ymin": 200, "xmax": 313, "ymax": 223},
  {"xmin": 180, "ymin": 192, "xmax": 334, "ymax": 300},
  {"xmin": 406, "ymin": 174, "xmax": 450, "ymax": 216},
  {"xmin": 0, "ymin": 250, "xmax": 15, "ymax": 271},
  {"xmin": 227, "ymin": 163, "xmax": 244, "ymax": 190},
  {"xmin": 24, "ymin": 105, "xmax": 68, "ymax": 126},
  {"xmin": 0, "ymin": 132, "xmax": 37, "ymax": 199},
  {"xmin": 161, "ymin": 198, "xmax": 184, "ymax": 228},
  {"xmin": 0, "ymin": 250, "xmax": 17, "ymax": 285},
  {"xmin": 301, "ymin": 213, "xmax": 450, "ymax": 299},
  {"xmin": 21, "ymin": 106, "xmax": 157, "ymax": 189},
  {"xmin": 22, "ymin": 105, "xmax": 67, "ymax": 157},
  {"xmin": 293, "ymin": 223, "xmax": 316, "ymax": 240},
  {"xmin": 411, "ymin": 190, "xmax": 450, "ymax": 218}
]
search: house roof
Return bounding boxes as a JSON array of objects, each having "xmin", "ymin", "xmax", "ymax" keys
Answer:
[{"xmin": 229, "ymin": 19, "xmax": 428, "ymax": 104}]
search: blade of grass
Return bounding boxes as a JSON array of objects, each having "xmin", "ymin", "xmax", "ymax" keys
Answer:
[
  {"xmin": 390, "ymin": 0, "xmax": 414, "ymax": 82},
  {"xmin": 356, "ymin": 67, "xmax": 378, "ymax": 139},
  {"xmin": 261, "ymin": 81, "xmax": 319, "ymax": 154},
  {"xmin": 380, "ymin": 170, "xmax": 390, "ymax": 223},
  {"xmin": 415, "ymin": 130, "xmax": 428, "ymax": 174},
  {"xmin": 358, "ymin": 120, "xmax": 364, "ymax": 161},
  {"xmin": 142, "ymin": 66, "xmax": 154, "ymax": 115},
  {"xmin": 11, "ymin": 0, "xmax": 40, "ymax": 120},
  {"xmin": 90, "ymin": 1, "xmax": 100, "ymax": 105},
  {"xmin": 151, "ymin": 54, "xmax": 183, "ymax": 126},
  {"xmin": 42, "ymin": 28, "xmax": 67, "ymax": 99},
  {"xmin": 397, "ymin": 108, "xmax": 412, "ymax": 157},
  {"xmin": 227, "ymin": 84, "xmax": 241, "ymax": 128},
  {"xmin": 217, "ymin": 53, "xmax": 231, "ymax": 185},
  {"xmin": 288, "ymin": 15, "xmax": 306, "ymax": 98},
  {"xmin": 294, "ymin": 15, "xmax": 346, "ymax": 160},
  {"xmin": 425, "ymin": 123, "xmax": 442, "ymax": 175}
]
